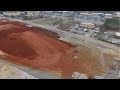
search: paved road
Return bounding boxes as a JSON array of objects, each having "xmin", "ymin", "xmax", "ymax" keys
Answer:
[{"xmin": 74, "ymin": 18, "xmax": 104, "ymax": 25}]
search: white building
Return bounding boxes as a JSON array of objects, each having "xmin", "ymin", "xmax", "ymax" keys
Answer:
[
  {"xmin": 115, "ymin": 32, "xmax": 120, "ymax": 37},
  {"xmin": 113, "ymin": 12, "xmax": 120, "ymax": 18},
  {"xmin": 105, "ymin": 14, "xmax": 112, "ymax": 18},
  {"xmin": 80, "ymin": 22, "xmax": 95, "ymax": 29},
  {"xmin": 3, "ymin": 11, "xmax": 22, "ymax": 16},
  {"xmin": 80, "ymin": 12, "xmax": 90, "ymax": 16}
]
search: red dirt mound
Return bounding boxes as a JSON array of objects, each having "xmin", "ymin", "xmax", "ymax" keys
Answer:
[{"xmin": 0, "ymin": 19, "xmax": 105, "ymax": 78}]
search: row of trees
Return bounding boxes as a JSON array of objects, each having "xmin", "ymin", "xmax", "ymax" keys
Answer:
[{"xmin": 102, "ymin": 18, "xmax": 120, "ymax": 31}]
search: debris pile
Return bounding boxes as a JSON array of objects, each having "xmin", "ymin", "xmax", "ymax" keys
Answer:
[
  {"xmin": 72, "ymin": 72, "xmax": 88, "ymax": 79},
  {"xmin": 110, "ymin": 61, "xmax": 119, "ymax": 70}
]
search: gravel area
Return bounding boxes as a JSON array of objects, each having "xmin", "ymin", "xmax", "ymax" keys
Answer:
[
  {"xmin": 1, "ymin": 18, "xmax": 120, "ymax": 79},
  {"xmin": 0, "ymin": 59, "xmax": 63, "ymax": 79}
]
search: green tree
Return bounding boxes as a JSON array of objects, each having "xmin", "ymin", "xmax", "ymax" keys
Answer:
[{"xmin": 103, "ymin": 18, "xmax": 120, "ymax": 30}]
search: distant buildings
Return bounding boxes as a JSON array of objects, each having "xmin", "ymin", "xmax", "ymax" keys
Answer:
[
  {"xmin": 113, "ymin": 12, "xmax": 120, "ymax": 18},
  {"xmin": 22, "ymin": 11, "xmax": 42, "ymax": 20},
  {"xmin": 80, "ymin": 22, "xmax": 95, "ymax": 29},
  {"xmin": 105, "ymin": 14, "xmax": 112, "ymax": 18},
  {"xmin": 114, "ymin": 32, "xmax": 120, "ymax": 38},
  {"xmin": 3, "ymin": 11, "xmax": 23, "ymax": 16},
  {"xmin": 1, "ymin": 11, "xmax": 120, "ymax": 22}
]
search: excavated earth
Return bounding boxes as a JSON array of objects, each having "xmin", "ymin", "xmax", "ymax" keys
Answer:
[{"xmin": 0, "ymin": 19, "xmax": 106, "ymax": 79}]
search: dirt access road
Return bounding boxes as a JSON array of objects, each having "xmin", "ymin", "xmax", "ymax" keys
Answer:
[
  {"xmin": 20, "ymin": 19, "xmax": 120, "ymax": 53},
  {"xmin": 23, "ymin": 19, "xmax": 120, "ymax": 79},
  {"xmin": 6, "ymin": 18, "xmax": 120, "ymax": 79}
]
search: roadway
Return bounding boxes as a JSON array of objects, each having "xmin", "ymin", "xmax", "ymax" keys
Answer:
[
  {"xmin": 23, "ymin": 20, "xmax": 120, "ymax": 52},
  {"xmin": 74, "ymin": 17, "xmax": 104, "ymax": 25}
]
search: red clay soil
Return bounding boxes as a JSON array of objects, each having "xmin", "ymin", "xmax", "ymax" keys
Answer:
[{"xmin": 0, "ymin": 19, "xmax": 106, "ymax": 78}]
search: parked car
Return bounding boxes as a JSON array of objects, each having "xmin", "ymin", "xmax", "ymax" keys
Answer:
[
  {"xmin": 104, "ymin": 32, "xmax": 108, "ymax": 34},
  {"xmin": 103, "ymin": 35, "xmax": 110, "ymax": 41},
  {"xmin": 95, "ymin": 30, "xmax": 99, "ymax": 33},
  {"xmin": 72, "ymin": 30, "xmax": 79, "ymax": 34},
  {"xmin": 83, "ymin": 28, "xmax": 88, "ymax": 32},
  {"xmin": 111, "ymin": 40, "xmax": 118, "ymax": 44},
  {"xmin": 106, "ymin": 39, "xmax": 112, "ymax": 43}
]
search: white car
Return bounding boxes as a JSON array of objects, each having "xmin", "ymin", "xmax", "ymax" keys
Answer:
[
  {"xmin": 83, "ymin": 28, "xmax": 88, "ymax": 32},
  {"xmin": 26, "ymin": 25, "xmax": 32, "ymax": 27},
  {"xmin": 104, "ymin": 32, "xmax": 108, "ymax": 34},
  {"xmin": 95, "ymin": 30, "xmax": 99, "ymax": 33},
  {"xmin": 112, "ymin": 40, "xmax": 118, "ymax": 44}
]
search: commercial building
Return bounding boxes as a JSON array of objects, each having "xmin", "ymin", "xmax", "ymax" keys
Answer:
[
  {"xmin": 80, "ymin": 22, "xmax": 95, "ymax": 29},
  {"xmin": 113, "ymin": 12, "xmax": 120, "ymax": 18}
]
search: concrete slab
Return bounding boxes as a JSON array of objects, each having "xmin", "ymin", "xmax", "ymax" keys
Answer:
[{"xmin": 0, "ymin": 62, "xmax": 37, "ymax": 79}]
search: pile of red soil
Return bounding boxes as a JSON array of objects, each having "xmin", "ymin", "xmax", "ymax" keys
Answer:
[{"xmin": 0, "ymin": 19, "xmax": 105, "ymax": 78}]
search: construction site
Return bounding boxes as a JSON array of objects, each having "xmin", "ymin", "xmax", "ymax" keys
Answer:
[{"xmin": 0, "ymin": 11, "xmax": 120, "ymax": 79}]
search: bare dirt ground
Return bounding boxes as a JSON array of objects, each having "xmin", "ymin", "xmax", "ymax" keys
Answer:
[
  {"xmin": 0, "ymin": 18, "xmax": 120, "ymax": 79},
  {"xmin": 27, "ymin": 19, "xmax": 120, "ymax": 79},
  {"xmin": 0, "ymin": 19, "xmax": 108, "ymax": 79}
]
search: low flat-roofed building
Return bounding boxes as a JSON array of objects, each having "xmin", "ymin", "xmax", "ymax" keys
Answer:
[
  {"xmin": 116, "ymin": 32, "xmax": 120, "ymax": 37},
  {"xmin": 80, "ymin": 22, "xmax": 95, "ymax": 29},
  {"xmin": 3, "ymin": 11, "xmax": 22, "ymax": 16},
  {"xmin": 105, "ymin": 14, "xmax": 112, "ymax": 18},
  {"xmin": 113, "ymin": 12, "xmax": 120, "ymax": 18}
]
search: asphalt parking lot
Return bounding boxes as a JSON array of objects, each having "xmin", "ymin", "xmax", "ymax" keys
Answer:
[{"xmin": 67, "ymin": 24, "xmax": 99, "ymax": 37}]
